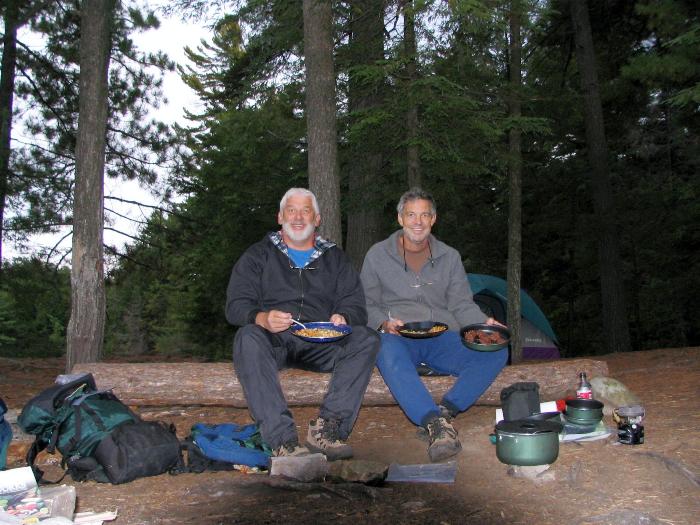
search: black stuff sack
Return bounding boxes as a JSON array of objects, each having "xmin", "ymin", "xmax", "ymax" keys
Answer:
[
  {"xmin": 92, "ymin": 420, "xmax": 185, "ymax": 484},
  {"xmin": 500, "ymin": 382, "xmax": 541, "ymax": 421}
]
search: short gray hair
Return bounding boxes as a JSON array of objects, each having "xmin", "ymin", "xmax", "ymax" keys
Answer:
[
  {"xmin": 279, "ymin": 188, "xmax": 320, "ymax": 215},
  {"xmin": 397, "ymin": 187, "xmax": 436, "ymax": 215}
]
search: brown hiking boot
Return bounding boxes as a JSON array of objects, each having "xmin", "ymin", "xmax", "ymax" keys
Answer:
[
  {"xmin": 426, "ymin": 416, "xmax": 462, "ymax": 462},
  {"xmin": 272, "ymin": 442, "xmax": 311, "ymax": 457},
  {"xmin": 306, "ymin": 417, "xmax": 353, "ymax": 461}
]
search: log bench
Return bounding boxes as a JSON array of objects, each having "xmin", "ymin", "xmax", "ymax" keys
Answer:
[{"xmin": 72, "ymin": 358, "xmax": 609, "ymax": 408}]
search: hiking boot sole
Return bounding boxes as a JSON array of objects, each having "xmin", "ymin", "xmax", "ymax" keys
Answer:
[
  {"xmin": 305, "ymin": 440, "xmax": 353, "ymax": 461},
  {"xmin": 428, "ymin": 440, "xmax": 462, "ymax": 462}
]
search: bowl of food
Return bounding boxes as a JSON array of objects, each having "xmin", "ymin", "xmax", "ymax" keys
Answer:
[
  {"xmin": 460, "ymin": 323, "xmax": 510, "ymax": 351},
  {"xmin": 290, "ymin": 322, "xmax": 352, "ymax": 343},
  {"xmin": 397, "ymin": 321, "xmax": 449, "ymax": 339}
]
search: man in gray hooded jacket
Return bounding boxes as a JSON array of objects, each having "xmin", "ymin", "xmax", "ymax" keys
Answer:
[{"xmin": 360, "ymin": 188, "xmax": 508, "ymax": 462}]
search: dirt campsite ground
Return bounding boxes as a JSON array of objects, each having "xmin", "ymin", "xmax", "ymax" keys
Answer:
[{"xmin": 2, "ymin": 347, "xmax": 699, "ymax": 525}]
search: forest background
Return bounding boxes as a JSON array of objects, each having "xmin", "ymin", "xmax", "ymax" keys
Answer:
[{"xmin": 0, "ymin": 0, "xmax": 698, "ymax": 363}]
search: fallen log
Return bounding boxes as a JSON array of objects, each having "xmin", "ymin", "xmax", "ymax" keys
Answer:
[{"xmin": 72, "ymin": 358, "xmax": 608, "ymax": 408}]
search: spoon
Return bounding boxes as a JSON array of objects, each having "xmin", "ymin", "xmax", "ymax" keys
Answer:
[{"xmin": 290, "ymin": 319, "xmax": 307, "ymax": 330}]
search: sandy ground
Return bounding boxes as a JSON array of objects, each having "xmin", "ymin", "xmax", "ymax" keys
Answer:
[{"xmin": 1, "ymin": 347, "xmax": 699, "ymax": 525}]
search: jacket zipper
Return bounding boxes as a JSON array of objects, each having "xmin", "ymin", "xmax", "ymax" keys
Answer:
[{"xmin": 296, "ymin": 268, "xmax": 305, "ymax": 320}]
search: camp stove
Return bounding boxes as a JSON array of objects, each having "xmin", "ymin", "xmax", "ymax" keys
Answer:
[{"xmin": 613, "ymin": 405, "xmax": 645, "ymax": 445}]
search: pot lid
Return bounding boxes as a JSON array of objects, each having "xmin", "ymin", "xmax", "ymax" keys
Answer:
[
  {"xmin": 496, "ymin": 419, "xmax": 562, "ymax": 435},
  {"xmin": 615, "ymin": 404, "xmax": 645, "ymax": 418}
]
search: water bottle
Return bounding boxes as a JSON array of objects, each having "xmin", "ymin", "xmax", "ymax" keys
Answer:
[{"xmin": 576, "ymin": 372, "xmax": 593, "ymax": 399}]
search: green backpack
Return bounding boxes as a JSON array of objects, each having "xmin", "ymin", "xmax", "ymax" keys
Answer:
[{"xmin": 18, "ymin": 373, "xmax": 138, "ymax": 479}]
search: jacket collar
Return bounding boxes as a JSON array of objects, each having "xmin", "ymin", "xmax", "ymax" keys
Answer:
[{"xmin": 268, "ymin": 231, "xmax": 335, "ymax": 268}]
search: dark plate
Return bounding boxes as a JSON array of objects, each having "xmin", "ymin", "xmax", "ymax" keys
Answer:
[
  {"xmin": 290, "ymin": 322, "xmax": 352, "ymax": 343},
  {"xmin": 460, "ymin": 323, "xmax": 511, "ymax": 352},
  {"xmin": 397, "ymin": 321, "xmax": 449, "ymax": 339}
]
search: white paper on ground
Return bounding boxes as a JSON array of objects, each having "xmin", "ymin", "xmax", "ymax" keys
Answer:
[
  {"xmin": 0, "ymin": 467, "xmax": 37, "ymax": 495},
  {"xmin": 73, "ymin": 509, "xmax": 119, "ymax": 524}
]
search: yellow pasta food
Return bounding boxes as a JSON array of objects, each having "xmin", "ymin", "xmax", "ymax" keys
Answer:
[
  {"xmin": 296, "ymin": 328, "xmax": 344, "ymax": 338},
  {"xmin": 401, "ymin": 324, "xmax": 447, "ymax": 335}
]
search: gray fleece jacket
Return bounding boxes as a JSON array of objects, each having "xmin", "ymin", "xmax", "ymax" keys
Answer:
[{"xmin": 360, "ymin": 230, "xmax": 486, "ymax": 331}]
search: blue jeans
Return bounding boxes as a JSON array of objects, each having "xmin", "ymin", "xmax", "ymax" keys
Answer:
[{"xmin": 376, "ymin": 331, "xmax": 508, "ymax": 427}]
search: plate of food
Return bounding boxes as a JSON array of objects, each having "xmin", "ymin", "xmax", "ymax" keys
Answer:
[
  {"xmin": 397, "ymin": 321, "xmax": 449, "ymax": 339},
  {"xmin": 460, "ymin": 323, "xmax": 510, "ymax": 351},
  {"xmin": 290, "ymin": 321, "xmax": 352, "ymax": 343}
]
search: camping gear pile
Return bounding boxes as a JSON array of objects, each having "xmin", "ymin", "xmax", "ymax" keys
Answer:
[
  {"xmin": 493, "ymin": 379, "xmax": 623, "ymax": 467},
  {"xmin": 17, "ymin": 374, "xmax": 184, "ymax": 484},
  {"xmin": 13, "ymin": 374, "xmax": 273, "ymax": 487}
]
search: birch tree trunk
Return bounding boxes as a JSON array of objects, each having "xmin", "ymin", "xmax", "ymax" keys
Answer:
[
  {"xmin": 303, "ymin": 0, "xmax": 342, "ymax": 245},
  {"xmin": 569, "ymin": 0, "xmax": 631, "ymax": 354},
  {"xmin": 66, "ymin": 0, "xmax": 115, "ymax": 371}
]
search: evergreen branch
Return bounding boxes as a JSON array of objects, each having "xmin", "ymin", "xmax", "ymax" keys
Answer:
[
  {"xmin": 104, "ymin": 245, "xmax": 157, "ymax": 271},
  {"xmin": 11, "ymin": 137, "xmax": 75, "ymax": 162},
  {"xmin": 45, "ymin": 229, "xmax": 73, "ymax": 265},
  {"xmin": 104, "ymin": 206, "xmax": 150, "ymax": 226},
  {"xmin": 3, "ymin": 222, "xmax": 71, "ymax": 232},
  {"xmin": 104, "ymin": 226, "xmax": 166, "ymax": 252},
  {"xmin": 15, "ymin": 63, "xmax": 74, "ymax": 137},
  {"xmin": 105, "ymin": 142, "xmax": 163, "ymax": 167},
  {"xmin": 104, "ymin": 196, "xmax": 202, "ymax": 224}
]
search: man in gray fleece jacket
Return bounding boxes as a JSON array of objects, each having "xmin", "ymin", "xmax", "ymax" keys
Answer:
[{"xmin": 360, "ymin": 188, "xmax": 508, "ymax": 462}]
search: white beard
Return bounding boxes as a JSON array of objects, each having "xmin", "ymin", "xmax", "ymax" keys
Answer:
[{"xmin": 282, "ymin": 222, "xmax": 315, "ymax": 244}]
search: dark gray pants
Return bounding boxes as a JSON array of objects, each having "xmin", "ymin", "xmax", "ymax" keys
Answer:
[{"xmin": 232, "ymin": 324, "xmax": 379, "ymax": 449}]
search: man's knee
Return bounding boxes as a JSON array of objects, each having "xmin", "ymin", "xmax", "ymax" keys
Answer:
[
  {"xmin": 376, "ymin": 337, "xmax": 412, "ymax": 374},
  {"xmin": 233, "ymin": 324, "xmax": 274, "ymax": 363}
]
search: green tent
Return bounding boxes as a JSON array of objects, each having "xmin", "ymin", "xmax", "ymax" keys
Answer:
[{"xmin": 467, "ymin": 274, "xmax": 559, "ymax": 359}]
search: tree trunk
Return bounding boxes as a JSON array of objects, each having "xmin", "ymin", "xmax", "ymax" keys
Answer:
[
  {"xmin": 403, "ymin": 0, "xmax": 421, "ymax": 188},
  {"xmin": 66, "ymin": 0, "xmax": 114, "ymax": 372},
  {"xmin": 303, "ymin": 0, "xmax": 342, "ymax": 246},
  {"xmin": 72, "ymin": 358, "xmax": 610, "ymax": 408},
  {"xmin": 0, "ymin": 2, "xmax": 19, "ymax": 276},
  {"xmin": 344, "ymin": 0, "xmax": 385, "ymax": 268},
  {"xmin": 507, "ymin": 2, "xmax": 523, "ymax": 363},
  {"xmin": 569, "ymin": 0, "xmax": 631, "ymax": 354}
]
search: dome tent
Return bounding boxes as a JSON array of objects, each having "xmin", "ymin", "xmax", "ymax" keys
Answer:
[{"xmin": 467, "ymin": 274, "xmax": 560, "ymax": 360}]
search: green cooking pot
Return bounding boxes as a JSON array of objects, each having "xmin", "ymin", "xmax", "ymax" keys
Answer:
[
  {"xmin": 564, "ymin": 399, "xmax": 604, "ymax": 425},
  {"xmin": 494, "ymin": 420, "xmax": 561, "ymax": 466}
]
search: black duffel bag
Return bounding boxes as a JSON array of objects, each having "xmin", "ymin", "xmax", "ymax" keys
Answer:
[{"xmin": 91, "ymin": 420, "xmax": 185, "ymax": 484}]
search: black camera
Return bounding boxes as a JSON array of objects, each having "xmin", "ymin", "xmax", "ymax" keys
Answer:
[{"xmin": 617, "ymin": 423, "xmax": 644, "ymax": 445}]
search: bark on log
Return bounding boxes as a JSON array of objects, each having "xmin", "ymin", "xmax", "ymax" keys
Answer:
[{"xmin": 72, "ymin": 359, "xmax": 608, "ymax": 408}]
